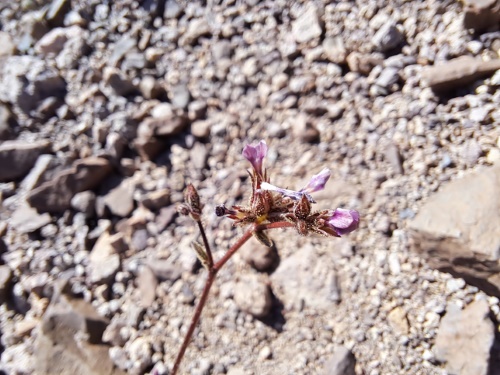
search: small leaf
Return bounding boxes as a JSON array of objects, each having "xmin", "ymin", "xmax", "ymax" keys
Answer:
[
  {"xmin": 192, "ymin": 241, "xmax": 209, "ymax": 269},
  {"xmin": 253, "ymin": 230, "xmax": 273, "ymax": 247}
]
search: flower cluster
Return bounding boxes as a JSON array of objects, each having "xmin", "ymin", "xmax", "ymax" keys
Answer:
[{"xmin": 216, "ymin": 140, "xmax": 359, "ymax": 241}]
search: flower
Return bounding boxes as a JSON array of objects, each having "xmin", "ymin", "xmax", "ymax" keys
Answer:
[
  {"xmin": 260, "ymin": 168, "xmax": 331, "ymax": 203},
  {"xmin": 300, "ymin": 168, "xmax": 331, "ymax": 194},
  {"xmin": 324, "ymin": 208, "xmax": 360, "ymax": 236},
  {"xmin": 242, "ymin": 140, "xmax": 268, "ymax": 177}
]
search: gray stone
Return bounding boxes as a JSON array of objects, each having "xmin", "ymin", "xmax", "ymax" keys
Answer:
[
  {"xmin": 10, "ymin": 204, "xmax": 52, "ymax": 234},
  {"xmin": 146, "ymin": 259, "xmax": 181, "ymax": 282},
  {"xmin": 164, "ymin": 0, "xmax": 183, "ymax": 19},
  {"xmin": 0, "ymin": 140, "xmax": 51, "ymax": 182},
  {"xmin": 169, "ymin": 84, "xmax": 191, "ymax": 109},
  {"xmin": 103, "ymin": 67, "xmax": 137, "ymax": 97},
  {"xmin": 421, "ymin": 56, "xmax": 500, "ymax": 92},
  {"xmin": 271, "ymin": 244, "xmax": 341, "ymax": 309},
  {"xmin": 323, "ymin": 36, "xmax": 347, "ymax": 64},
  {"xmin": 179, "ymin": 18, "xmax": 210, "ymax": 46},
  {"xmin": 88, "ymin": 232, "xmax": 125, "ymax": 285},
  {"xmin": 136, "ymin": 265, "xmax": 157, "ymax": 308},
  {"xmin": 372, "ymin": 23, "xmax": 404, "ymax": 52},
  {"xmin": 323, "ymin": 346, "xmax": 356, "ymax": 375},
  {"xmin": 46, "ymin": 0, "xmax": 71, "ymax": 27},
  {"xmin": 34, "ymin": 27, "xmax": 68, "ymax": 55},
  {"xmin": 189, "ymin": 142, "xmax": 208, "ymax": 170},
  {"xmin": 434, "ymin": 300, "xmax": 494, "ymax": 375},
  {"xmin": 0, "ymin": 104, "xmax": 16, "ymax": 140},
  {"xmin": 375, "ymin": 67, "xmax": 400, "ymax": 89},
  {"xmin": 109, "ymin": 36, "xmax": 137, "ymax": 67},
  {"xmin": 141, "ymin": 189, "xmax": 170, "ymax": 211},
  {"xmin": 462, "ymin": 0, "xmax": 500, "ymax": 32},
  {"xmin": 383, "ymin": 142, "xmax": 404, "ymax": 174},
  {"xmin": 240, "ymin": 239, "xmax": 279, "ymax": 272},
  {"xmin": 409, "ymin": 164, "xmax": 500, "ymax": 296},
  {"xmin": 35, "ymin": 292, "xmax": 125, "ymax": 375},
  {"xmin": 27, "ymin": 157, "xmax": 112, "ymax": 213},
  {"xmin": 0, "ymin": 265, "xmax": 13, "ymax": 304},
  {"xmin": 71, "ymin": 191, "xmax": 96, "ymax": 217},
  {"xmin": 0, "ymin": 31, "xmax": 16, "ymax": 57},
  {"xmin": 233, "ymin": 273, "xmax": 273, "ymax": 318},
  {"xmin": 103, "ymin": 178, "xmax": 135, "ymax": 218},
  {"xmin": 292, "ymin": 4, "xmax": 323, "ymax": 43}
]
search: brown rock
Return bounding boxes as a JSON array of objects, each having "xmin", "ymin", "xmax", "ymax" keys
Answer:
[
  {"xmin": 346, "ymin": 52, "xmax": 383, "ymax": 75},
  {"xmin": 323, "ymin": 36, "xmax": 347, "ymax": 65},
  {"xmin": 0, "ymin": 103, "xmax": 16, "ymax": 140},
  {"xmin": 88, "ymin": 232, "xmax": 125, "ymax": 285},
  {"xmin": 291, "ymin": 114, "xmax": 320, "ymax": 143},
  {"xmin": 233, "ymin": 273, "xmax": 273, "ymax": 318},
  {"xmin": 134, "ymin": 115, "xmax": 188, "ymax": 160},
  {"xmin": 434, "ymin": 299, "xmax": 494, "ymax": 375},
  {"xmin": 103, "ymin": 178, "xmax": 135, "ymax": 217},
  {"xmin": 409, "ymin": 164, "xmax": 500, "ymax": 296},
  {"xmin": 27, "ymin": 157, "xmax": 112, "ymax": 213},
  {"xmin": 421, "ymin": 56, "xmax": 500, "ymax": 92},
  {"xmin": 35, "ymin": 292, "xmax": 125, "ymax": 375},
  {"xmin": 136, "ymin": 265, "xmax": 157, "ymax": 308},
  {"xmin": 0, "ymin": 140, "xmax": 51, "ymax": 182},
  {"xmin": 271, "ymin": 244, "xmax": 341, "ymax": 309},
  {"xmin": 0, "ymin": 265, "xmax": 12, "ymax": 304},
  {"xmin": 292, "ymin": 3, "xmax": 323, "ymax": 44},
  {"xmin": 462, "ymin": 0, "xmax": 500, "ymax": 33},
  {"xmin": 141, "ymin": 188, "xmax": 170, "ymax": 211},
  {"xmin": 323, "ymin": 346, "xmax": 356, "ymax": 375},
  {"xmin": 240, "ymin": 239, "xmax": 280, "ymax": 272},
  {"xmin": 10, "ymin": 204, "xmax": 52, "ymax": 233}
]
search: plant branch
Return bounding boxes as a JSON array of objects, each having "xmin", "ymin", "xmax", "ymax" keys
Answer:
[
  {"xmin": 171, "ymin": 268, "xmax": 217, "ymax": 375},
  {"xmin": 213, "ymin": 226, "xmax": 254, "ymax": 271},
  {"xmin": 196, "ymin": 220, "xmax": 213, "ymax": 267},
  {"xmin": 171, "ymin": 221, "xmax": 295, "ymax": 374}
]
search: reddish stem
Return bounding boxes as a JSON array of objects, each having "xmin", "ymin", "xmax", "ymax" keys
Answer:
[{"xmin": 171, "ymin": 221, "xmax": 294, "ymax": 374}]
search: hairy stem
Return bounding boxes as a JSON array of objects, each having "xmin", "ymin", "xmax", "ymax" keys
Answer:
[
  {"xmin": 171, "ymin": 268, "xmax": 217, "ymax": 375},
  {"xmin": 171, "ymin": 221, "xmax": 294, "ymax": 374},
  {"xmin": 197, "ymin": 220, "xmax": 214, "ymax": 267}
]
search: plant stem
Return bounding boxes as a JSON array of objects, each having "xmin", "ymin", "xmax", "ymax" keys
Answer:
[
  {"xmin": 197, "ymin": 221, "xmax": 214, "ymax": 267},
  {"xmin": 171, "ymin": 227, "xmax": 253, "ymax": 375},
  {"xmin": 171, "ymin": 268, "xmax": 217, "ymax": 375},
  {"xmin": 171, "ymin": 221, "xmax": 294, "ymax": 374}
]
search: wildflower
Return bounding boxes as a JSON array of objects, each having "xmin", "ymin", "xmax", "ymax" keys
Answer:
[
  {"xmin": 323, "ymin": 208, "xmax": 360, "ymax": 236},
  {"xmin": 242, "ymin": 140, "xmax": 268, "ymax": 178},
  {"xmin": 260, "ymin": 168, "xmax": 331, "ymax": 203}
]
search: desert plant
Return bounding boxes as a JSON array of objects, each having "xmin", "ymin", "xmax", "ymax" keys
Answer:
[{"xmin": 172, "ymin": 140, "xmax": 360, "ymax": 374}]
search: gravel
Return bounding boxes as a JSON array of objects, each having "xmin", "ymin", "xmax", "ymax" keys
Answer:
[{"xmin": 1, "ymin": 0, "xmax": 500, "ymax": 374}]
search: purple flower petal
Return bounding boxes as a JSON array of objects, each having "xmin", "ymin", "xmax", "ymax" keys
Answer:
[
  {"xmin": 260, "ymin": 182, "xmax": 315, "ymax": 203},
  {"xmin": 326, "ymin": 208, "xmax": 360, "ymax": 236},
  {"xmin": 300, "ymin": 168, "xmax": 331, "ymax": 194},
  {"xmin": 242, "ymin": 140, "xmax": 268, "ymax": 176}
]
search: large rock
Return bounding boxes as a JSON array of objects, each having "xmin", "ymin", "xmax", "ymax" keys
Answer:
[
  {"xmin": 292, "ymin": 3, "xmax": 323, "ymax": 43},
  {"xmin": 323, "ymin": 346, "xmax": 356, "ymax": 375},
  {"xmin": 88, "ymin": 232, "xmax": 125, "ymax": 285},
  {"xmin": 35, "ymin": 291, "xmax": 125, "ymax": 375},
  {"xmin": 433, "ymin": 299, "xmax": 494, "ymax": 375},
  {"xmin": 0, "ymin": 140, "xmax": 51, "ymax": 182},
  {"xmin": 0, "ymin": 55, "xmax": 66, "ymax": 114},
  {"xmin": 27, "ymin": 157, "xmax": 112, "ymax": 213},
  {"xmin": 409, "ymin": 164, "xmax": 500, "ymax": 296},
  {"xmin": 461, "ymin": 0, "xmax": 500, "ymax": 33},
  {"xmin": 421, "ymin": 56, "xmax": 500, "ymax": 93},
  {"xmin": 270, "ymin": 244, "xmax": 341, "ymax": 310},
  {"xmin": 0, "ymin": 103, "xmax": 16, "ymax": 140}
]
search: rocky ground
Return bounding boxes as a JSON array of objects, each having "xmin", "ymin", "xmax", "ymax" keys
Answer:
[{"xmin": 1, "ymin": 0, "xmax": 500, "ymax": 374}]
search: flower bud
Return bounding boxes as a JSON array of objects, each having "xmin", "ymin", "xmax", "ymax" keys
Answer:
[{"xmin": 184, "ymin": 184, "xmax": 202, "ymax": 221}]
